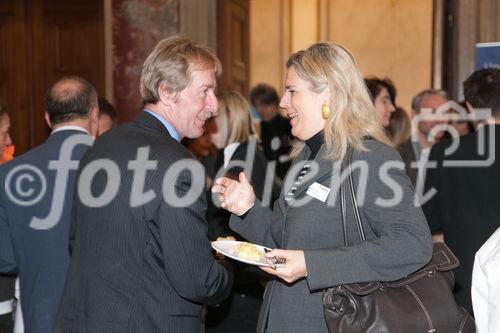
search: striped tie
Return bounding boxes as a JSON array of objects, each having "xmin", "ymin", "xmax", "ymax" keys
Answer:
[{"xmin": 284, "ymin": 163, "xmax": 311, "ymax": 203}]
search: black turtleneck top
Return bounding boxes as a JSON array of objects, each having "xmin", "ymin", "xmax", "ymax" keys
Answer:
[{"xmin": 305, "ymin": 131, "xmax": 324, "ymax": 160}]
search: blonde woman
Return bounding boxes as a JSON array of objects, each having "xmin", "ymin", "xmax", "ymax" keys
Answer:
[
  {"xmin": 206, "ymin": 91, "xmax": 270, "ymax": 333},
  {"xmin": 389, "ymin": 106, "xmax": 418, "ymax": 186},
  {"xmin": 207, "ymin": 91, "xmax": 271, "ymax": 240},
  {"xmin": 213, "ymin": 42, "xmax": 432, "ymax": 332}
]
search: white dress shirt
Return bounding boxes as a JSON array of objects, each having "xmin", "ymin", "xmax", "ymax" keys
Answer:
[
  {"xmin": 223, "ymin": 142, "xmax": 240, "ymax": 168},
  {"xmin": 472, "ymin": 227, "xmax": 500, "ymax": 333}
]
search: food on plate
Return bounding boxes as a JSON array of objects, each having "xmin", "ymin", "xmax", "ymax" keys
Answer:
[
  {"xmin": 216, "ymin": 235, "xmax": 236, "ymax": 241},
  {"xmin": 235, "ymin": 242, "xmax": 261, "ymax": 260}
]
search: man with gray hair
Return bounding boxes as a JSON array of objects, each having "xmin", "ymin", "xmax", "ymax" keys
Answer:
[
  {"xmin": 55, "ymin": 36, "xmax": 232, "ymax": 332},
  {"xmin": 396, "ymin": 89, "xmax": 449, "ymax": 206},
  {"xmin": 411, "ymin": 89, "xmax": 449, "ymax": 156},
  {"xmin": 0, "ymin": 76, "xmax": 98, "ymax": 332}
]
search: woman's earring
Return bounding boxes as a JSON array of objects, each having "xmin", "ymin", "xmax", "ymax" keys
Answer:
[{"xmin": 322, "ymin": 103, "xmax": 330, "ymax": 119}]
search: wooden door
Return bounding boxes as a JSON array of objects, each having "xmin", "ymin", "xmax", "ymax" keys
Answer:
[
  {"xmin": 0, "ymin": 0, "xmax": 31, "ymax": 153},
  {"xmin": 217, "ymin": 0, "xmax": 250, "ymax": 96},
  {"xmin": 0, "ymin": 0, "xmax": 104, "ymax": 154},
  {"xmin": 31, "ymin": 0, "xmax": 105, "ymax": 145}
]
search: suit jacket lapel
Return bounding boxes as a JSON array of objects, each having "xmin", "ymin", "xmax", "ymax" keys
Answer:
[
  {"xmin": 277, "ymin": 146, "xmax": 309, "ymax": 213},
  {"xmin": 289, "ymin": 144, "xmax": 337, "ymax": 204}
]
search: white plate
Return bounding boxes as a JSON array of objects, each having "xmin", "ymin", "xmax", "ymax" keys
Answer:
[{"xmin": 211, "ymin": 240, "xmax": 271, "ymax": 267}]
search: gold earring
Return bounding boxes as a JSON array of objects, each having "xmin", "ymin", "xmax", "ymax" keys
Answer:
[{"xmin": 322, "ymin": 103, "xmax": 330, "ymax": 119}]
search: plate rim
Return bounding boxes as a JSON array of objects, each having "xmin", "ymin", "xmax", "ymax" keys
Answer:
[{"xmin": 211, "ymin": 240, "xmax": 271, "ymax": 267}]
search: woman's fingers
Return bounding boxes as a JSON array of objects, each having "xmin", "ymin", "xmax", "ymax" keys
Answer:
[{"xmin": 259, "ymin": 249, "xmax": 307, "ymax": 284}]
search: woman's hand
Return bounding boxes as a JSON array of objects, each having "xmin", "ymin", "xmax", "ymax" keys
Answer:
[
  {"xmin": 212, "ymin": 172, "xmax": 256, "ymax": 216},
  {"xmin": 260, "ymin": 249, "xmax": 307, "ymax": 284}
]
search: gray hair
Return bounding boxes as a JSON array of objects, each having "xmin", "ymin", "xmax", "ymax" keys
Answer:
[{"xmin": 411, "ymin": 89, "xmax": 447, "ymax": 114}]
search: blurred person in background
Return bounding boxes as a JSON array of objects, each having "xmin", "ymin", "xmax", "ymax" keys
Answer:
[
  {"xmin": 205, "ymin": 90, "xmax": 270, "ymax": 333},
  {"xmin": 410, "ymin": 89, "xmax": 449, "ymax": 158},
  {"xmin": 0, "ymin": 77, "xmax": 98, "ymax": 333},
  {"xmin": 472, "ymin": 226, "xmax": 500, "ymax": 332},
  {"xmin": 364, "ymin": 77, "xmax": 397, "ymax": 129},
  {"xmin": 0, "ymin": 103, "xmax": 15, "ymax": 333},
  {"xmin": 389, "ymin": 106, "xmax": 417, "ymax": 186},
  {"xmin": 409, "ymin": 89, "xmax": 449, "ymax": 206},
  {"xmin": 424, "ymin": 68, "xmax": 500, "ymax": 315},
  {"xmin": 446, "ymin": 101, "xmax": 475, "ymax": 137},
  {"xmin": 250, "ymin": 84, "xmax": 292, "ymax": 181},
  {"xmin": 389, "ymin": 107, "xmax": 412, "ymax": 147},
  {"xmin": 364, "ymin": 78, "xmax": 417, "ymax": 185},
  {"xmin": 97, "ymin": 98, "xmax": 117, "ymax": 135}
]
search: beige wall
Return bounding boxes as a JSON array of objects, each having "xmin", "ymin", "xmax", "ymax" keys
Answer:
[
  {"xmin": 249, "ymin": 0, "xmax": 287, "ymax": 95},
  {"xmin": 329, "ymin": 0, "xmax": 433, "ymax": 111},
  {"xmin": 250, "ymin": 0, "xmax": 433, "ymax": 111}
]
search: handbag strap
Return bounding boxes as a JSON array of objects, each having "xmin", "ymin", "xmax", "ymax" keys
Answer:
[{"xmin": 340, "ymin": 146, "xmax": 366, "ymax": 246}]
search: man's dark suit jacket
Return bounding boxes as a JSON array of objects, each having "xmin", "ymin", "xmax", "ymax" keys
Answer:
[
  {"xmin": 55, "ymin": 112, "xmax": 232, "ymax": 332},
  {"xmin": 424, "ymin": 124, "xmax": 500, "ymax": 314},
  {"xmin": 0, "ymin": 129, "xmax": 92, "ymax": 333},
  {"xmin": 205, "ymin": 141, "xmax": 271, "ymax": 333}
]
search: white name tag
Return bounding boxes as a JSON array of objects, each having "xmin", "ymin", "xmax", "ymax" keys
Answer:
[{"xmin": 306, "ymin": 182, "xmax": 330, "ymax": 202}]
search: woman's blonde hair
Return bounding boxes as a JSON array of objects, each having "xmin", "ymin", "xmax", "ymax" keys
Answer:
[
  {"xmin": 389, "ymin": 107, "xmax": 412, "ymax": 147},
  {"xmin": 217, "ymin": 91, "xmax": 258, "ymax": 145},
  {"xmin": 286, "ymin": 42, "xmax": 390, "ymax": 160}
]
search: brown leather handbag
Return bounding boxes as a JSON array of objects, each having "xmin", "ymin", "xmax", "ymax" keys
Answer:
[{"xmin": 322, "ymin": 148, "xmax": 476, "ymax": 333}]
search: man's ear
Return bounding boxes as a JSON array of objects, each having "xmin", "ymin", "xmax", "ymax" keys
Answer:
[
  {"xmin": 44, "ymin": 112, "xmax": 52, "ymax": 129},
  {"xmin": 465, "ymin": 101, "xmax": 475, "ymax": 117},
  {"xmin": 158, "ymin": 83, "xmax": 177, "ymax": 108},
  {"xmin": 89, "ymin": 106, "xmax": 99, "ymax": 137}
]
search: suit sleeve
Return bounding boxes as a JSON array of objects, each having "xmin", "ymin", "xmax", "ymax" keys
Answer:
[
  {"xmin": 158, "ymin": 165, "xmax": 232, "ymax": 306},
  {"xmin": 304, "ymin": 145, "xmax": 433, "ymax": 291},
  {"xmin": 422, "ymin": 144, "xmax": 443, "ymax": 233},
  {"xmin": 229, "ymin": 200, "xmax": 278, "ymax": 248},
  {"xmin": 0, "ymin": 183, "xmax": 17, "ymax": 273}
]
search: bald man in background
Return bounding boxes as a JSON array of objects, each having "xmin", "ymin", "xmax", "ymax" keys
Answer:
[{"xmin": 0, "ymin": 77, "xmax": 98, "ymax": 333}]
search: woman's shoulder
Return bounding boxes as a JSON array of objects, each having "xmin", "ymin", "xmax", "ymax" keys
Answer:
[{"xmin": 354, "ymin": 138, "xmax": 402, "ymax": 163}]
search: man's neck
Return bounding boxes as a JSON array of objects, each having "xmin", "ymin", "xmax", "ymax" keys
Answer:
[
  {"xmin": 417, "ymin": 131, "xmax": 433, "ymax": 150},
  {"xmin": 51, "ymin": 119, "xmax": 90, "ymax": 134},
  {"xmin": 144, "ymin": 103, "xmax": 173, "ymax": 125},
  {"xmin": 143, "ymin": 103, "xmax": 182, "ymax": 141}
]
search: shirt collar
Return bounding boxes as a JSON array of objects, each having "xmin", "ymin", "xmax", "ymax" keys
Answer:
[
  {"xmin": 223, "ymin": 142, "xmax": 240, "ymax": 168},
  {"xmin": 51, "ymin": 125, "xmax": 90, "ymax": 135},
  {"xmin": 144, "ymin": 109, "xmax": 181, "ymax": 142}
]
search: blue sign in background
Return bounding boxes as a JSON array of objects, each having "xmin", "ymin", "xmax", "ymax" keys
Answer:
[{"xmin": 476, "ymin": 42, "xmax": 500, "ymax": 70}]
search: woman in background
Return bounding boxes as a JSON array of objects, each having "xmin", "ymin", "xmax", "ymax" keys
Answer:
[
  {"xmin": 364, "ymin": 77, "xmax": 397, "ymax": 129},
  {"xmin": 205, "ymin": 91, "xmax": 270, "ymax": 333}
]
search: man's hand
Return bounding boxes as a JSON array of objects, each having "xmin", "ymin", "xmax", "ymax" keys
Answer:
[{"xmin": 212, "ymin": 172, "xmax": 256, "ymax": 216}]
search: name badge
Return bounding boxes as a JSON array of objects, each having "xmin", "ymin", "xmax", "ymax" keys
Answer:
[{"xmin": 306, "ymin": 182, "xmax": 330, "ymax": 202}]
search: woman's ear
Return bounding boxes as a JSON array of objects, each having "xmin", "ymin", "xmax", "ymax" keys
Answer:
[{"xmin": 321, "ymin": 85, "xmax": 331, "ymax": 105}]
